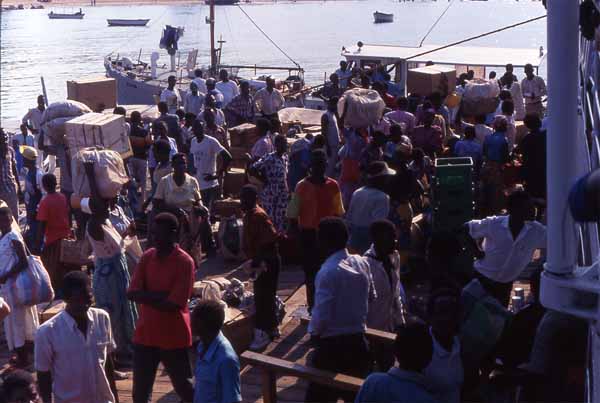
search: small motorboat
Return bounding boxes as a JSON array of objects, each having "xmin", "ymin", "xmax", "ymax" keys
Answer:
[
  {"xmin": 204, "ymin": 0, "xmax": 239, "ymax": 4},
  {"xmin": 373, "ymin": 11, "xmax": 394, "ymax": 24},
  {"xmin": 48, "ymin": 9, "xmax": 84, "ymax": 19},
  {"xmin": 107, "ymin": 19, "xmax": 150, "ymax": 27}
]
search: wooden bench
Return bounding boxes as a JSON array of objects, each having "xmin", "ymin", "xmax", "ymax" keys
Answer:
[
  {"xmin": 299, "ymin": 316, "xmax": 396, "ymax": 346},
  {"xmin": 241, "ymin": 351, "xmax": 363, "ymax": 403}
]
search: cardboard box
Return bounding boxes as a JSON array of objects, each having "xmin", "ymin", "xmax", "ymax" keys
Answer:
[
  {"xmin": 229, "ymin": 146, "xmax": 249, "ymax": 161},
  {"xmin": 102, "ymin": 104, "xmax": 159, "ymax": 123},
  {"xmin": 213, "ymin": 198, "xmax": 242, "ymax": 218},
  {"xmin": 515, "ymin": 120, "xmax": 528, "ymax": 144},
  {"xmin": 65, "ymin": 113, "xmax": 132, "ymax": 158},
  {"xmin": 407, "ymin": 65, "xmax": 456, "ymax": 96},
  {"xmin": 223, "ymin": 168, "xmax": 247, "ymax": 197},
  {"xmin": 229, "ymin": 123, "xmax": 260, "ymax": 149},
  {"xmin": 67, "ymin": 77, "xmax": 117, "ymax": 112}
]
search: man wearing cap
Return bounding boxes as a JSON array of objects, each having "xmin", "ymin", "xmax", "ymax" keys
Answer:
[
  {"xmin": 346, "ymin": 161, "xmax": 393, "ymax": 254},
  {"xmin": 0, "ymin": 129, "xmax": 21, "ymax": 220},
  {"xmin": 21, "ymin": 146, "xmax": 43, "ymax": 249}
]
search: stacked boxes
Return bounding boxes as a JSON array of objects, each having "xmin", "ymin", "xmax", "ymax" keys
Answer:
[{"xmin": 67, "ymin": 77, "xmax": 117, "ymax": 112}]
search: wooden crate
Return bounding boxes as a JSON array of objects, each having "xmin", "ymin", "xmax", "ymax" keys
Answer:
[
  {"xmin": 407, "ymin": 65, "xmax": 456, "ymax": 96},
  {"xmin": 60, "ymin": 239, "xmax": 92, "ymax": 267},
  {"xmin": 223, "ymin": 168, "xmax": 247, "ymax": 198},
  {"xmin": 67, "ymin": 77, "xmax": 117, "ymax": 112},
  {"xmin": 229, "ymin": 123, "xmax": 260, "ymax": 148},
  {"xmin": 213, "ymin": 198, "xmax": 242, "ymax": 219},
  {"xmin": 65, "ymin": 113, "xmax": 133, "ymax": 159},
  {"xmin": 40, "ymin": 300, "xmax": 66, "ymax": 323}
]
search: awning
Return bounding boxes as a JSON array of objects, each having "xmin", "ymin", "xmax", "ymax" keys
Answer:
[{"xmin": 342, "ymin": 44, "xmax": 546, "ymax": 68}]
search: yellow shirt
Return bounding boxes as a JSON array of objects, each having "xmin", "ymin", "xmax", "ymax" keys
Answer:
[{"xmin": 155, "ymin": 173, "xmax": 201, "ymax": 212}]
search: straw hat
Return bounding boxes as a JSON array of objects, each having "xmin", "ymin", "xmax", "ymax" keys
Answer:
[{"xmin": 19, "ymin": 145, "xmax": 38, "ymax": 161}]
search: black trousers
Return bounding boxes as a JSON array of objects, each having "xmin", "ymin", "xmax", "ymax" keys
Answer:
[
  {"xmin": 299, "ymin": 229, "xmax": 319, "ymax": 311},
  {"xmin": 305, "ymin": 333, "xmax": 371, "ymax": 403},
  {"xmin": 132, "ymin": 344, "xmax": 194, "ymax": 403},
  {"xmin": 254, "ymin": 255, "xmax": 281, "ymax": 332},
  {"xmin": 476, "ymin": 272, "xmax": 514, "ymax": 308}
]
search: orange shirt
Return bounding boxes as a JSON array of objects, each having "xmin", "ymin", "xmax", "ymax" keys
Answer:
[
  {"xmin": 37, "ymin": 192, "xmax": 71, "ymax": 246},
  {"xmin": 129, "ymin": 246, "xmax": 195, "ymax": 349},
  {"xmin": 289, "ymin": 178, "xmax": 344, "ymax": 230}
]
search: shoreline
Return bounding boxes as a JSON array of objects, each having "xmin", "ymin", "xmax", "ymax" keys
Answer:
[{"xmin": 1, "ymin": 0, "xmax": 354, "ymax": 7}]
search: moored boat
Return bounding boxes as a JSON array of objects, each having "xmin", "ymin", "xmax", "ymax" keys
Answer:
[
  {"xmin": 204, "ymin": 0, "xmax": 239, "ymax": 4},
  {"xmin": 107, "ymin": 19, "xmax": 150, "ymax": 27},
  {"xmin": 48, "ymin": 9, "xmax": 84, "ymax": 19},
  {"xmin": 373, "ymin": 11, "xmax": 394, "ymax": 24}
]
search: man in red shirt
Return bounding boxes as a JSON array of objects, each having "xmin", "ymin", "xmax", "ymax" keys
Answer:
[
  {"xmin": 127, "ymin": 212, "xmax": 195, "ymax": 403},
  {"xmin": 35, "ymin": 173, "xmax": 72, "ymax": 296},
  {"xmin": 287, "ymin": 150, "xmax": 344, "ymax": 311},
  {"xmin": 241, "ymin": 184, "xmax": 281, "ymax": 350}
]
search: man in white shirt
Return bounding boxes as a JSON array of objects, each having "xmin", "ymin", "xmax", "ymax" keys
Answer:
[
  {"xmin": 466, "ymin": 189, "xmax": 546, "ymax": 306},
  {"xmin": 189, "ymin": 120, "xmax": 232, "ymax": 213},
  {"xmin": 184, "ymin": 81, "xmax": 205, "ymax": 116},
  {"xmin": 215, "ymin": 69, "xmax": 240, "ymax": 108},
  {"xmin": 253, "ymin": 77, "xmax": 285, "ymax": 119},
  {"xmin": 307, "ymin": 217, "xmax": 372, "ymax": 403},
  {"xmin": 35, "ymin": 271, "xmax": 119, "ymax": 403},
  {"xmin": 192, "ymin": 68, "xmax": 208, "ymax": 95},
  {"xmin": 22, "ymin": 95, "xmax": 51, "ymax": 169},
  {"xmin": 363, "ymin": 219, "xmax": 406, "ymax": 371},
  {"xmin": 335, "ymin": 60, "xmax": 353, "ymax": 89},
  {"xmin": 346, "ymin": 162, "xmax": 392, "ymax": 254},
  {"xmin": 521, "ymin": 64, "xmax": 547, "ymax": 118},
  {"xmin": 206, "ymin": 78, "xmax": 225, "ymax": 109},
  {"xmin": 321, "ymin": 97, "xmax": 341, "ymax": 177},
  {"xmin": 22, "ymin": 95, "xmax": 45, "ymax": 135},
  {"xmin": 160, "ymin": 75, "xmax": 181, "ymax": 114}
]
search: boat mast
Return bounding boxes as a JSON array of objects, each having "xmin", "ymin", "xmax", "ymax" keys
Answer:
[{"xmin": 210, "ymin": 0, "xmax": 216, "ymax": 75}]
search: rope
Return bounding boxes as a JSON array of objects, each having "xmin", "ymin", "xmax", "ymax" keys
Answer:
[
  {"xmin": 419, "ymin": 0, "xmax": 456, "ymax": 48},
  {"xmin": 408, "ymin": 14, "xmax": 547, "ymax": 60},
  {"xmin": 235, "ymin": 4, "xmax": 301, "ymax": 69}
]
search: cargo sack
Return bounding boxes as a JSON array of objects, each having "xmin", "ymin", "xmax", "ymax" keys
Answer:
[
  {"xmin": 41, "ymin": 101, "xmax": 92, "ymax": 145},
  {"xmin": 218, "ymin": 217, "xmax": 245, "ymax": 261},
  {"xmin": 11, "ymin": 254, "xmax": 55, "ymax": 306},
  {"xmin": 463, "ymin": 79, "xmax": 501, "ymax": 100},
  {"xmin": 71, "ymin": 147, "xmax": 129, "ymax": 199},
  {"xmin": 41, "ymin": 100, "xmax": 91, "ymax": 126},
  {"xmin": 338, "ymin": 88, "xmax": 386, "ymax": 129}
]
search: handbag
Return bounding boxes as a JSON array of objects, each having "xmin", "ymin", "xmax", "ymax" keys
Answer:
[{"xmin": 12, "ymin": 250, "xmax": 55, "ymax": 306}]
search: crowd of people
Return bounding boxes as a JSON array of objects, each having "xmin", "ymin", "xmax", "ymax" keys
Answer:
[{"xmin": 0, "ymin": 60, "xmax": 588, "ymax": 403}]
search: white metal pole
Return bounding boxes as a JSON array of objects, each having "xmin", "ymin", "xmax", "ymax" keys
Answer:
[{"xmin": 545, "ymin": 0, "xmax": 579, "ymax": 275}]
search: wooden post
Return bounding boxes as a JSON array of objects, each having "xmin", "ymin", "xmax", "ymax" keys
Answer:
[{"xmin": 261, "ymin": 369, "xmax": 277, "ymax": 403}]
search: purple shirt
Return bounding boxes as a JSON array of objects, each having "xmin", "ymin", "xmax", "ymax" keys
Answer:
[
  {"xmin": 385, "ymin": 110, "xmax": 416, "ymax": 134},
  {"xmin": 410, "ymin": 125, "xmax": 443, "ymax": 157}
]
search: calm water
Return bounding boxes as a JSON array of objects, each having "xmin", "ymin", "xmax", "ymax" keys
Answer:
[{"xmin": 0, "ymin": 0, "xmax": 547, "ymax": 124}]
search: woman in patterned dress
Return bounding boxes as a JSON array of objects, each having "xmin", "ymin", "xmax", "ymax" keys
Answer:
[
  {"xmin": 250, "ymin": 134, "xmax": 289, "ymax": 232},
  {"xmin": 83, "ymin": 162, "xmax": 138, "ymax": 367}
]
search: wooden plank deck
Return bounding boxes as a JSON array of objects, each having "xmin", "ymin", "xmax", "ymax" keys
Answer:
[{"xmin": 0, "ymin": 253, "xmax": 307, "ymax": 403}]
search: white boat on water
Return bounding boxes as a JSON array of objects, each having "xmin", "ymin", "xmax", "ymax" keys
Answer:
[
  {"xmin": 373, "ymin": 11, "xmax": 394, "ymax": 24},
  {"xmin": 48, "ymin": 9, "xmax": 84, "ymax": 19},
  {"xmin": 105, "ymin": 0, "xmax": 304, "ymax": 106},
  {"xmin": 107, "ymin": 19, "xmax": 150, "ymax": 27}
]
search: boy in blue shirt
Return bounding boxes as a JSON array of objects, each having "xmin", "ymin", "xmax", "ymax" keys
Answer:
[
  {"xmin": 356, "ymin": 320, "xmax": 436, "ymax": 403},
  {"xmin": 192, "ymin": 300, "xmax": 242, "ymax": 403}
]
